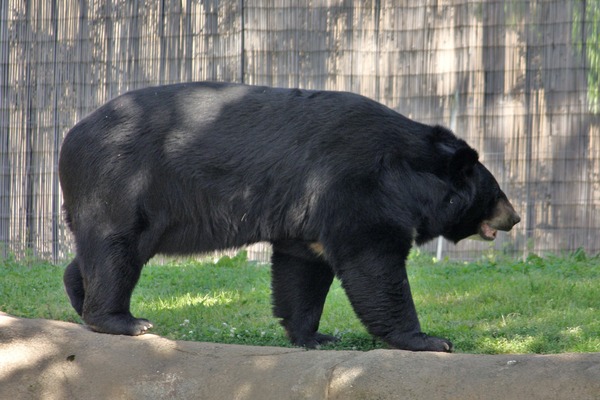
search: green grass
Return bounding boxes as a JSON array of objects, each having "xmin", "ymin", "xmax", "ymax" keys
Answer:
[{"xmin": 1, "ymin": 250, "xmax": 599, "ymax": 354}]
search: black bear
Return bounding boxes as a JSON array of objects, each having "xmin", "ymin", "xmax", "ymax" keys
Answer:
[{"xmin": 59, "ymin": 82, "xmax": 520, "ymax": 352}]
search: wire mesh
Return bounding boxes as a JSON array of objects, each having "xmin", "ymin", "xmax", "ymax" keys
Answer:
[{"xmin": 1, "ymin": 0, "xmax": 598, "ymax": 262}]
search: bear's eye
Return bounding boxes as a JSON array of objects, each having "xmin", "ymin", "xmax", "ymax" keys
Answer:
[{"xmin": 449, "ymin": 198, "xmax": 454, "ymax": 204}]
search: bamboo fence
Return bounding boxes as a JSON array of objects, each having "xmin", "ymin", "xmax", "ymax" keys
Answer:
[{"xmin": 1, "ymin": 0, "xmax": 598, "ymax": 262}]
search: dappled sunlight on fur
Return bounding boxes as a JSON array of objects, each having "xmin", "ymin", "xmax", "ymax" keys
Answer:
[{"xmin": 59, "ymin": 83, "xmax": 519, "ymax": 351}]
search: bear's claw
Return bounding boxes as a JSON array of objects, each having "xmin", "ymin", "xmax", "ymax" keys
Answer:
[
  {"xmin": 292, "ymin": 332, "xmax": 339, "ymax": 349},
  {"xmin": 84, "ymin": 313, "xmax": 153, "ymax": 336}
]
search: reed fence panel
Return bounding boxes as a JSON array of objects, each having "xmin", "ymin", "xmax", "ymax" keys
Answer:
[{"xmin": 1, "ymin": 0, "xmax": 598, "ymax": 262}]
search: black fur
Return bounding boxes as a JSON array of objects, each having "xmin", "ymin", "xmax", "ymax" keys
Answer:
[{"xmin": 59, "ymin": 82, "xmax": 519, "ymax": 351}]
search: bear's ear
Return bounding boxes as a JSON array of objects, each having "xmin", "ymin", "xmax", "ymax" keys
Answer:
[{"xmin": 449, "ymin": 147, "xmax": 478, "ymax": 177}]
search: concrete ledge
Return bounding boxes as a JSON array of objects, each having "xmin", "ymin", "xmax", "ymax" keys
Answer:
[{"xmin": 1, "ymin": 312, "xmax": 599, "ymax": 399}]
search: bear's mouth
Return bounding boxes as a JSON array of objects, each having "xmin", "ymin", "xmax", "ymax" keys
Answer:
[
  {"xmin": 478, "ymin": 222, "xmax": 498, "ymax": 241},
  {"xmin": 467, "ymin": 221, "xmax": 498, "ymax": 241}
]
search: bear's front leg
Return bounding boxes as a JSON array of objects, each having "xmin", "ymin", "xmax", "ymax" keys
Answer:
[{"xmin": 327, "ymin": 230, "xmax": 452, "ymax": 352}]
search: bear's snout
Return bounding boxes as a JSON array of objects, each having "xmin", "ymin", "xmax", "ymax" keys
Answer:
[
  {"xmin": 509, "ymin": 212, "xmax": 521, "ymax": 227},
  {"xmin": 488, "ymin": 197, "xmax": 521, "ymax": 232},
  {"xmin": 474, "ymin": 197, "xmax": 520, "ymax": 241}
]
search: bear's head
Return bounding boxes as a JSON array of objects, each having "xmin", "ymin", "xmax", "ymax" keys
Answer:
[{"xmin": 441, "ymin": 147, "xmax": 521, "ymax": 243}]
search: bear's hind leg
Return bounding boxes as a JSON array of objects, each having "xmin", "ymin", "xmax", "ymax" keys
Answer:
[
  {"xmin": 78, "ymin": 234, "xmax": 153, "ymax": 336},
  {"xmin": 271, "ymin": 241, "xmax": 337, "ymax": 348},
  {"xmin": 64, "ymin": 257, "xmax": 85, "ymax": 316}
]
